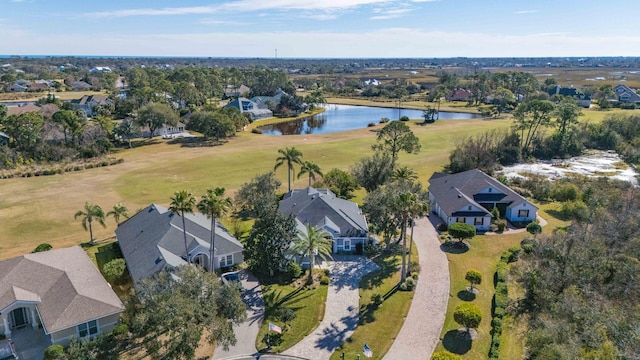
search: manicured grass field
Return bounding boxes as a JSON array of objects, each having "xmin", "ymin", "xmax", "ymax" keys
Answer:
[{"xmin": 256, "ymin": 282, "xmax": 328, "ymax": 352}]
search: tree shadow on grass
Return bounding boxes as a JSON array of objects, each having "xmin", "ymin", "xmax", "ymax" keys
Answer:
[
  {"xmin": 546, "ymin": 209, "xmax": 570, "ymax": 221},
  {"xmin": 440, "ymin": 242, "xmax": 469, "ymax": 254},
  {"xmin": 442, "ymin": 329, "xmax": 473, "ymax": 355},
  {"xmin": 457, "ymin": 289, "xmax": 476, "ymax": 302},
  {"xmin": 359, "ymin": 254, "xmax": 399, "ymax": 290}
]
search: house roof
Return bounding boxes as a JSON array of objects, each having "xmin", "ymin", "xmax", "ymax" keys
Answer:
[
  {"xmin": 0, "ymin": 246, "xmax": 124, "ymax": 334},
  {"xmin": 446, "ymin": 88, "xmax": 473, "ymax": 100},
  {"xmin": 115, "ymin": 204, "xmax": 243, "ymax": 284},
  {"xmin": 71, "ymin": 94, "xmax": 111, "ymax": 106},
  {"xmin": 429, "ymin": 169, "xmax": 537, "ymax": 217},
  {"xmin": 279, "ymin": 187, "xmax": 368, "ymax": 238},
  {"xmin": 6, "ymin": 104, "xmax": 41, "ymax": 116}
]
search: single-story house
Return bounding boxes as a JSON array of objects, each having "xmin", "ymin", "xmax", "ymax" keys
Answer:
[
  {"xmin": 116, "ymin": 204, "xmax": 244, "ymax": 285},
  {"xmin": 614, "ymin": 84, "xmax": 640, "ymax": 103},
  {"xmin": 140, "ymin": 122, "xmax": 187, "ymax": 138},
  {"xmin": 0, "ymin": 246, "xmax": 124, "ymax": 348},
  {"xmin": 71, "ymin": 81, "xmax": 92, "ymax": 91},
  {"xmin": 69, "ymin": 94, "xmax": 112, "ymax": 116},
  {"xmin": 225, "ymin": 97, "xmax": 272, "ymax": 120},
  {"xmin": 90, "ymin": 66, "xmax": 112, "ymax": 73},
  {"xmin": 279, "ymin": 187, "xmax": 369, "ymax": 254},
  {"xmin": 224, "ymin": 84, "xmax": 251, "ymax": 98},
  {"xmin": 446, "ymin": 88, "xmax": 473, "ymax": 102},
  {"xmin": 428, "ymin": 169, "xmax": 538, "ymax": 231}
]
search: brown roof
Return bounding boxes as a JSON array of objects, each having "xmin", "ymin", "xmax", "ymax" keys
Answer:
[
  {"xmin": 6, "ymin": 104, "xmax": 41, "ymax": 116},
  {"xmin": 0, "ymin": 246, "xmax": 124, "ymax": 333}
]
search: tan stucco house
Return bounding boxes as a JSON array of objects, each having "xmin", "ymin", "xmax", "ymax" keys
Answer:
[{"xmin": 0, "ymin": 246, "xmax": 124, "ymax": 348}]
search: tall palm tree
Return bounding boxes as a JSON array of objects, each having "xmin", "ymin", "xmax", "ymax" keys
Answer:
[
  {"xmin": 391, "ymin": 166, "xmax": 418, "ymax": 181},
  {"xmin": 395, "ymin": 192, "xmax": 417, "ymax": 282},
  {"xmin": 297, "ymin": 160, "xmax": 323, "ymax": 187},
  {"xmin": 107, "ymin": 203, "xmax": 129, "ymax": 225},
  {"xmin": 169, "ymin": 190, "xmax": 196, "ymax": 263},
  {"xmin": 74, "ymin": 202, "xmax": 106, "ymax": 245},
  {"xmin": 293, "ymin": 224, "xmax": 333, "ymax": 284},
  {"xmin": 407, "ymin": 197, "xmax": 429, "ymax": 273},
  {"xmin": 274, "ymin": 147, "xmax": 303, "ymax": 192},
  {"xmin": 197, "ymin": 187, "xmax": 232, "ymax": 272}
]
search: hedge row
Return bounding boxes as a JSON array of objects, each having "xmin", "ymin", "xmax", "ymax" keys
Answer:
[
  {"xmin": 0, "ymin": 157, "xmax": 124, "ymax": 179},
  {"xmin": 488, "ymin": 246, "xmax": 520, "ymax": 359}
]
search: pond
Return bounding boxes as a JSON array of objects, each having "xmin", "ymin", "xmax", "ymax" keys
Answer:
[{"xmin": 258, "ymin": 103, "xmax": 482, "ymax": 135}]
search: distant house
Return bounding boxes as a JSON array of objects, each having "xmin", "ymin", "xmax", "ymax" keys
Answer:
[
  {"xmin": 279, "ymin": 187, "xmax": 370, "ymax": 254},
  {"xmin": 0, "ymin": 246, "xmax": 124, "ymax": 348},
  {"xmin": 548, "ymin": 86, "xmax": 592, "ymax": 108},
  {"xmin": 71, "ymin": 81, "xmax": 92, "ymax": 91},
  {"xmin": 90, "ymin": 66, "xmax": 112, "ymax": 73},
  {"xmin": 140, "ymin": 122, "xmax": 187, "ymax": 138},
  {"xmin": 224, "ymin": 84, "xmax": 251, "ymax": 98},
  {"xmin": 428, "ymin": 169, "xmax": 538, "ymax": 231},
  {"xmin": 6, "ymin": 104, "xmax": 41, "ymax": 116},
  {"xmin": 225, "ymin": 97, "xmax": 273, "ymax": 120},
  {"xmin": 27, "ymin": 83, "xmax": 49, "ymax": 92},
  {"xmin": 69, "ymin": 94, "xmax": 112, "ymax": 116},
  {"xmin": 9, "ymin": 83, "xmax": 27, "ymax": 92},
  {"xmin": 446, "ymin": 88, "xmax": 473, "ymax": 101},
  {"xmin": 615, "ymin": 84, "xmax": 640, "ymax": 103},
  {"xmin": 116, "ymin": 204, "xmax": 244, "ymax": 285},
  {"xmin": 364, "ymin": 79, "xmax": 381, "ymax": 86},
  {"xmin": 251, "ymin": 89, "xmax": 288, "ymax": 108}
]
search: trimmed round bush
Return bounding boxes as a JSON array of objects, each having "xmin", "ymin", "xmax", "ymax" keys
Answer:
[
  {"xmin": 431, "ymin": 350, "xmax": 462, "ymax": 360},
  {"xmin": 44, "ymin": 345, "xmax": 65, "ymax": 360},
  {"xmin": 32, "ymin": 243, "xmax": 53, "ymax": 253},
  {"xmin": 319, "ymin": 275, "xmax": 330, "ymax": 285},
  {"xmin": 453, "ymin": 303, "xmax": 482, "ymax": 330}
]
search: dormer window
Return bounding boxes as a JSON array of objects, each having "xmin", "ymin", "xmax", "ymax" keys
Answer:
[
  {"xmin": 488, "ymin": 188, "xmax": 492, "ymax": 193},
  {"xmin": 468, "ymin": 206, "xmax": 472, "ymax": 210}
]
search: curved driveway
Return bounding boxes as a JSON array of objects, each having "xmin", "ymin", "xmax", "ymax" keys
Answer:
[
  {"xmin": 283, "ymin": 256, "xmax": 380, "ymax": 360},
  {"xmin": 383, "ymin": 217, "xmax": 450, "ymax": 360}
]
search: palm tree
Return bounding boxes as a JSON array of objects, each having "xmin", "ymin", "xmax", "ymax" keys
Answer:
[
  {"xmin": 394, "ymin": 192, "xmax": 418, "ymax": 282},
  {"xmin": 407, "ymin": 197, "xmax": 429, "ymax": 273},
  {"xmin": 297, "ymin": 160, "xmax": 323, "ymax": 187},
  {"xmin": 169, "ymin": 190, "xmax": 196, "ymax": 263},
  {"xmin": 107, "ymin": 203, "xmax": 129, "ymax": 225},
  {"xmin": 293, "ymin": 224, "xmax": 333, "ymax": 285},
  {"xmin": 274, "ymin": 147, "xmax": 303, "ymax": 192},
  {"xmin": 197, "ymin": 187, "xmax": 232, "ymax": 272},
  {"xmin": 74, "ymin": 202, "xmax": 106, "ymax": 245},
  {"xmin": 391, "ymin": 166, "xmax": 418, "ymax": 181}
]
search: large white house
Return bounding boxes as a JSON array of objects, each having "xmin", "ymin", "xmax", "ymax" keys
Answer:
[{"xmin": 428, "ymin": 169, "xmax": 538, "ymax": 231}]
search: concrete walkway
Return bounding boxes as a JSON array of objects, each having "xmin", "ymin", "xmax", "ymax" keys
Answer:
[
  {"xmin": 383, "ymin": 217, "xmax": 450, "ymax": 360},
  {"xmin": 213, "ymin": 271, "xmax": 265, "ymax": 359},
  {"xmin": 283, "ymin": 256, "xmax": 380, "ymax": 360}
]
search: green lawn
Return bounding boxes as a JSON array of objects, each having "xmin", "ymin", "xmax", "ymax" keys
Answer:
[
  {"xmin": 329, "ymin": 248, "xmax": 416, "ymax": 360},
  {"xmin": 256, "ymin": 281, "xmax": 328, "ymax": 352},
  {"xmin": 434, "ymin": 204, "xmax": 570, "ymax": 359}
]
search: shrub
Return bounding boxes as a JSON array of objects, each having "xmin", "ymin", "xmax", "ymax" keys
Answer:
[
  {"xmin": 560, "ymin": 200, "xmax": 589, "ymax": 222},
  {"xmin": 111, "ymin": 323, "xmax": 129, "ymax": 338},
  {"xmin": 319, "ymin": 275, "xmax": 330, "ymax": 285},
  {"xmin": 496, "ymin": 220, "xmax": 506, "ymax": 232},
  {"xmin": 526, "ymin": 222, "xmax": 542, "ymax": 239},
  {"xmin": 371, "ymin": 293, "xmax": 383, "ymax": 306},
  {"xmin": 44, "ymin": 345, "xmax": 65, "ymax": 360},
  {"xmin": 491, "ymin": 207, "xmax": 500, "ymax": 221},
  {"xmin": 405, "ymin": 277, "xmax": 415, "ymax": 291},
  {"xmin": 102, "ymin": 258, "xmax": 126, "ymax": 284},
  {"xmin": 521, "ymin": 238, "xmax": 538, "ymax": 254},
  {"xmin": 32, "ymin": 243, "xmax": 52, "ymax": 253},
  {"xmin": 496, "ymin": 262, "xmax": 508, "ymax": 283},
  {"xmin": 431, "ymin": 350, "xmax": 462, "ymax": 360},
  {"xmin": 408, "ymin": 261, "xmax": 421, "ymax": 275},
  {"xmin": 490, "ymin": 318, "xmax": 503, "ymax": 334},
  {"xmin": 286, "ymin": 261, "xmax": 302, "ymax": 279},
  {"xmin": 453, "ymin": 303, "xmax": 482, "ymax": 330},
  {"xmin": 367, "ymin": 122, "xmax": 376, "ymax": 127},
  {"xmin": 400, "ymin": 115, "xmax": 410, "ymax": 121},
  {"xmin": 262, "ymin": 332, "xmax": 283, "ymax": 347},
  {"xmin": 495, "ymin": 283, "xmax": 508, "ymax": 309},
  {"xmin": 465, "ymin": 269, "xmax": 482, "ymax": 290},
  {"xmin": 251, "ymin": 128, "xmax": 263, "ymax": 134},
  {"xmin": 399, "ymin": 282, "xmax": 408, "ymax": 291},
  {"xmin": 323, "ymin": 268, "xmax": 330, "ymax": 277},
  {"xmin": 448, "ymin": 222, "xmax": 476, "ymax": 242},
  {"xmin": 364, "ymin": 242, "xmax": 380, "ymax": 257},
  {"xmin": 379, "ymin": 117, "xmax": 389, "ymax": 124},
  {"xmin": 437, "ymin": 222, "xmax": 448, "ymax": 232},
  {"xmin": 276, "ymin": 307, "xmax": 296, "ymax": 324},
  {"xmin": 355, "ymin": 242, "xmax": 364, "ymax": 255}
]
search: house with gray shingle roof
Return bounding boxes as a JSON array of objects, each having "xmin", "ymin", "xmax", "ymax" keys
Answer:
[
  {"xmin": 115, "ymin": 204, "xmax": 244, "ymax": 285},
  {"xmin": 279, "ymin": 187, "xmax": 369, "ymax": 253},
  {"xmin": 0, "ymin": 246, "xmax": 124, "ymax": 348},
  {"xmin": 614, "ymin": 84, "xmax": 640, "ymax": 103},
  {"xmin": 428, "ymin": 169, "xmax": 537, "ymax": 231}
]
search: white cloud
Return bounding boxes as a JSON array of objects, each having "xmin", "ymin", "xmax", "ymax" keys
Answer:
[
  {"xmin": 370, "ymin": 8, "xmax": 411, "ymax": 20},
  {"xmin": 200, "ymin": 18, "xmax": 245, "ymax": 25},
  {"xmin": 514, "ymin": 10, "xmax": 538, "ymax": 14},
  {"xmin": 85, "ymin": 6, "xmax": 218, "ymax": 18}
]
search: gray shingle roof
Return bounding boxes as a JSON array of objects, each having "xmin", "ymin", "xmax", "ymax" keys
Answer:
[
  {"xmin": 279, "ymin": 187, "xmax": 368, "ymax": 238},
  {"xmin": 0, "ymin": 246, "xmax": 124, "ymax": 334},
  {"xmin": 115, "ymin": 204, "xmax": 243, "ymax": 284},
  {"xmin": 428, "ymin": 169, "xmax": 537, "ymax": 217}
]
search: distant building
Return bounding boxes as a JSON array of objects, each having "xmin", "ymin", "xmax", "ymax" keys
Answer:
[
  {"xmin": 615, "ymin": 84, "xmax": 640, "ymax": 103},
  {"xmin": 69, "ymin": 94, "xmax": 112, "ymax": 116},
  {"xmin": 90, "ymin": 66, "xmax": 112, "ymax": 73},
  {"xmin": 224, "ymin": 84, "xmax": 251, "ymax": 98},
  {"xmin": 225, "ymin": 97, "xmax": 272, "ymax": 120},
  {"xmin": 445, "ymin": 88, "xmax": 473, "ymax": 102}
]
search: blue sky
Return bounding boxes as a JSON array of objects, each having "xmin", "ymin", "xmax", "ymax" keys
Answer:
[{"xmin": 2, "ymin": 0, "xmax": 640, "ymax": 58}]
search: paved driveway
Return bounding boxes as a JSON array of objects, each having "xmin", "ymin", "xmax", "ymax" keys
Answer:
[
  {"xmin": 283, "ymin": 256, "xmax": 380, "ymax": 360},
  {"xmin": 213, "ymin": 270, "xmax": 265, "ymax": 359},
  {"xmin": 383, "ymin": 217, "xmax": 450, "ymax": 360}
]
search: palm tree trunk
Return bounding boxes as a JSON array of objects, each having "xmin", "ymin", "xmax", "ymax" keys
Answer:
[
  {"xmin": 210, "ymin": 217, "xmax": 216, "ymax": 273},
  {"xmin": 401, "ymin": 218, "xmax": 407, "ymax": 282},
  {"xmin": 307, "ymin": 249, "xmax": 315, "ymax": 284},
  {"xmin": 308, "ymin": 175, "xmax": 312, "ymax": 187},
  {"xmin": 288, "ymin": 167, "xmax": 292, "ymax": 192},
  {"xmin": 181, "ymin": 212, "xmax": 189, "ymax": 263},
  {"xmin": 408, "ymin": 219, "xmax": 415, "ymax": 272},
  {"xmin": 88, "ymin": 219, "xmax": 94, "ymax": 245}
]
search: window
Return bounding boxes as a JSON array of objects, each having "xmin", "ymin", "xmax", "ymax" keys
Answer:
[
  {"xmin": 456, "ymin": 217, "xmax": 465, "ymax": 223},
  {"xmin": 344, "ymin": 239, "xmax": 351, "ymax": 251},
  {"xmin": 518, "ymin": 209, "xmax": 529, "ymax": 218},
  {"xmin": 219, "ymin": 254, "xmax": 233, "ymax": 268},
  {"xmin": 488, "ymin": 188, "xmax": 492, "ymax": 193},
  {"xmin": 474, "ymin": 217, "xmax": 484, "ymax": 225},
  {"xmin": 78, "ymin": 320, "xmax": 98, "ymax": 338},
  {"xmin": 468, "ymin": 206, "xmax": 472, "ymax": 210}
]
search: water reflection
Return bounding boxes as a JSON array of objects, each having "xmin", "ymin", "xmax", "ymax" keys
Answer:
[{"xmin": 258, "ymin": 104, "xmax": 481, "ymax": 135}]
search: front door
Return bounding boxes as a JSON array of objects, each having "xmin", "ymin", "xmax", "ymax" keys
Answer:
[
  {"xmin": 344, "ymin": 239, "xmax": 351, "ymax": 251},
  {"xmin": 10, "ymin": 308, "xmax": 28, "ymax": 328}
]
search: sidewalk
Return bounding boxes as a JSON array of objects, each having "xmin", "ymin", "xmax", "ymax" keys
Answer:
[{"xmin": 383, "ymin": 216, "xmax": 450, "ymax": 360}]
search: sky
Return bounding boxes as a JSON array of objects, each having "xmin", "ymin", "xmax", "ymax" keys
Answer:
[{"xmin": 2, "ymin": 0, "xmax": 640, "ymax": 58}]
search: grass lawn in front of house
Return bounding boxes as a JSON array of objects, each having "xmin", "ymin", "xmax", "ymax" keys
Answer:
[{"xmin": 256, "ymin": 280, "xmax": 328, "ymax": 353}]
